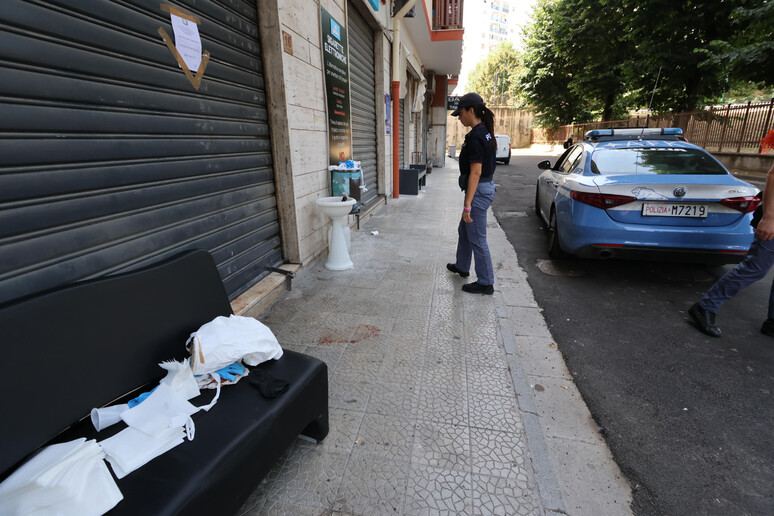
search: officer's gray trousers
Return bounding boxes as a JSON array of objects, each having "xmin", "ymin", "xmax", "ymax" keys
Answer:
[{"xmin": 455, "ymin": 181, "xmax": 495, "ymax": 286}]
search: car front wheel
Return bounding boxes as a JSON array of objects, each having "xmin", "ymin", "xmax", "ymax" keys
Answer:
[{"xmin": 548, "ymin": 209, "xmax": 566, "ymax": 258}]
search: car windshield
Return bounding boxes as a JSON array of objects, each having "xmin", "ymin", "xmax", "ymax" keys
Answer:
[{"xmin": 590, "ymin": 148, "xmax": 727, "ymax": 175}]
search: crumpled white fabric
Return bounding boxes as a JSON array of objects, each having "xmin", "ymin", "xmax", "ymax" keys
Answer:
[
  {"xmin": 99, "ymin": 426, "xmax": 185, "ymax": 479},
  {"xmin": 90, "ymin": 359, "xmax": 201, "ymax": 433},
  {"xmin": 186, "ymin": 315, "xmax": 282, "ymax": 375},
  {"xmin": 120, "ymin": 383, "xmax": 198, "ymax": 437},
  {"xmin": 159, "ymin": 359, "xmax": 200, "ymax": 401},
  {"xmin": 100, "ymin": 366, "xmax": 204, "ymax": 479},
  {"xmin": 0, "ymin": 438, "xmax": 123, "ymax": 516}
]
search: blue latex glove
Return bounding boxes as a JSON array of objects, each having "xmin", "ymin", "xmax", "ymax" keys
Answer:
[
  {"xmin": 128, "ymin": 386, "xmax": 157, "ymax": 408},
  {"xmin": 214, "ymin": 362, "xmax": 245, "ymax": 382}
]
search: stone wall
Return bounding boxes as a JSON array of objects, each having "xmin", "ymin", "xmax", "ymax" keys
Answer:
[
  {"xmin": 269, "ymin": 0, "xmax": 397, "ymax": 265},
  {"xmin": 713, "ymin": 152, "xmax": 774, "ymax": 175}
]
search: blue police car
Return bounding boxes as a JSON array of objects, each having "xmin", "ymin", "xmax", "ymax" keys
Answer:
[{"xmin": 535, "ymin": 128, "xmax": 761, "ymax": 263}]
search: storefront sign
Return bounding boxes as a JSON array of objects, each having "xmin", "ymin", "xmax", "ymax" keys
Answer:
[
  {"xmin": 447, "ymin": 95, "xmax": 460, "ymax": 111},
  {"xmin": 367, "ymin": 0, "xmax": 379, "ymax": 10},
  {"xmin": 321, "ymin": 8, "xmax": 352, "ymax": 165}
]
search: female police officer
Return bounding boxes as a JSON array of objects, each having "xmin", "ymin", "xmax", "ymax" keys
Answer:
[{"xmin": 446, "ymin": 92, "xmax": 497, "ymax": 295}]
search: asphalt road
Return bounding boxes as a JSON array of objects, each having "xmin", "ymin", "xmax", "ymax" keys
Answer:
[{"xmin": 491, "ymin": 151, "xmax": 774, "ymax": 516}]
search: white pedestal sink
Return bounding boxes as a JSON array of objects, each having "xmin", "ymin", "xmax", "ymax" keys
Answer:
[{"xmin": 316, "ymin": 196, "xmax": 357, "ymax": 270}]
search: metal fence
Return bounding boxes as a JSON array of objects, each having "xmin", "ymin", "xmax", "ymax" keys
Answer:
[{"xmin": 536, "ymin": 99, "xmax": 774, "ymax": 154}]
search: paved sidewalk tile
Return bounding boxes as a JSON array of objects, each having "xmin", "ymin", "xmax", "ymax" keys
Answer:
[
  {"xmin": 238, "ymin": 164, "xmax": 630, "ymax": 515},
  {"xmin": 239, "ymin": 167, "xmax": 540, "ymax": 515}
]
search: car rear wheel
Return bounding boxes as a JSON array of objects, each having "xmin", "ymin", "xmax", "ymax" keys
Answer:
[
  {"xmin": 503, "ymin": 156, "xmax": 510, "ymax": 165},
  {"xmin": 548, "ymin": 209, "xmax": 566, "ymax": 258}
]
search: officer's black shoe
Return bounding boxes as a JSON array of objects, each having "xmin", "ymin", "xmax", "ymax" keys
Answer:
[
  {"xmin": 760, "ymin": 318, "xmax": 774, "ymax": 337},
  {"xmin": 462, "ymin": 282, "xmax": 494, "ymax": 295},
  {"xmin": 689, "ymin": 302, "xmax": 721, "ymax": 337},
  {"xmin": 446, "ymin": 263, "xmax": 470, "ymax": 278}
]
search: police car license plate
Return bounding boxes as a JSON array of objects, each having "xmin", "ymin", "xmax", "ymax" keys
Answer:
[{"xmin": 641, "ymin": 203, "xmax": 708, "ymax": 218}]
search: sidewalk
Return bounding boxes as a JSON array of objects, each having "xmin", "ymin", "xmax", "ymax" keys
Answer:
[{"xmin": 238, "ymin": 163, "xmax": 632, "ymax": 515}]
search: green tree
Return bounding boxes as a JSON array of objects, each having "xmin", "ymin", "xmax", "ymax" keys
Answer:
[
  {"xmin": 466, "ymin": 41, "xmax": 521, "ymax": 106},
  {"xmin": 552, "ymin": 0, "xmax": 635, "ymax": 121},
  {"xmin": 517, "ymin": 0, "xmax": 769, "ymax": 126},
  {"xmin": 722, "ymin": 82, "xmax": 774, "ymax": 104},
  {"xmin": 621, "ymin": 0, "xmax": 762, "ymax": 112},
  {"xmin": 517, "ymin": 0, "xmax": 594, "ymax": 127},
  {"xmin": 701, "ymin": 1, "xmax": 774, "ymax": 87}
]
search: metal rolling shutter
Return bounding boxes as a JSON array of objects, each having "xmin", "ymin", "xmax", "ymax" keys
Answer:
[
  {"xmin": 410, "ymin": 111, "xmax": 418, "ymax": 163},
  {"xmin": 347, "ymin": 6, "xmax": 377, "ymax": 206},
  {"xmin": 0, "ymin": 0, "xmax": 281, "ymax": 305},
  {"xmin": 399, "ymin": 98, "xmax": 406, "ymax": 167}
]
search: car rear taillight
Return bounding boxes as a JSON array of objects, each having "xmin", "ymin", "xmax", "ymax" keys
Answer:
[
  {"xmin": 719, "ymin": 196, "xmax": 761, "ymax": 213},
  {"xmin": 570, "ymin": 191, "xmax": 636, "ymax": 209}
]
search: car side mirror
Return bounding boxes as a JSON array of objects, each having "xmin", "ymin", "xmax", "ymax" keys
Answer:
[{"xmin": 538, "ymin": 160, "xmax": 552, "ymax": 170}]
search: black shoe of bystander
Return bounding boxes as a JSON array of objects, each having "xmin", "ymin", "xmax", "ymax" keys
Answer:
[
  {"xmin": 688, "ymin": 302, "xmax": 722, "ymax": 337},
  {"xmin": 446, "ymin": 263, "xmax": 470, "ymax": 278},
  {"xmin": 462, "ymin": 282, "xmax": 494, "ymax": 295},
  {"xmin": 760, "ymin": 318, "xmax": 774, "ymax": 337}
]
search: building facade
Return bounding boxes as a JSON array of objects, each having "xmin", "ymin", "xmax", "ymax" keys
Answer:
[
  {"xmin": 455, "ymin": 0, "xmax": 530, "ymax": 97},
  {"xmin": 0, "ymin": 0, "xmax": 463, "ymax": 311}
]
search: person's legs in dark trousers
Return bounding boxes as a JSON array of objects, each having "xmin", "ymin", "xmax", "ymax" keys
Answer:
[
  {"xmin": 455, "ymin": 217, "xmax": 473, "ymax": 275},
  {"xmin": 700, "ymin": 239, "xmax": 774, "ymax": 312},
  {"xmin": 464, "ymin": 182, "xmax": 495, "ymax": 285},
  {"xmin": 692, "ymin": 238, "xmax": 774, "ymax": 336}
]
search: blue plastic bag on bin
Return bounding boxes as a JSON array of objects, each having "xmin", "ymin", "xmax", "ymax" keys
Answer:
[{"xmin": 330, "ymin": 169, "xmax": 362, "ymax": 213}]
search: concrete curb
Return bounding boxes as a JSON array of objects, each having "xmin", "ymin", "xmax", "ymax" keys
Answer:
[
  {"xmin": 499, "ymin": 310, "xmax": 568, "ymax": 514},
  {"xmin": 487, "ymin": 208, "xmax": 634, "ymax": 516}
]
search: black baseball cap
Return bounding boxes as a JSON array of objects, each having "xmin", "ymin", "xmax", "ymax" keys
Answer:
[{"xmin": 451, "ymin": 92, "xmax": 484, "ymax": 116}]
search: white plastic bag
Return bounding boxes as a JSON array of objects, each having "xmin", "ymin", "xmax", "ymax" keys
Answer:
[{"xmin": 186, "ymin": 315, "xmax": 282, "ymax": 375}]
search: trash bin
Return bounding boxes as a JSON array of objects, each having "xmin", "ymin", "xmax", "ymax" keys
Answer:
[
  {"xmin": 448, "ymin": 145, "xmax": 456, "ymax": 158},
  {"xmin": 330, "ymin": 168, "xmax": 362, "ymax": 214}
]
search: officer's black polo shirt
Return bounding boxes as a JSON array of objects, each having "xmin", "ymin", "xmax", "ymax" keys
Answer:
[{"xmin": 459, "ymin": 123, "xmax": 496, "ymax": 190}]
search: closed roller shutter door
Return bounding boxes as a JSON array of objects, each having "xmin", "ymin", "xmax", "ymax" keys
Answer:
[
  {"xmin": 399, "ymin": 98, "xmax": 405, "ymax": 167},
  {"xmin": 347, "ymin": 6, "xmax": 378, "ymax": 206},
  {"xmin": 410, "ymin": 111, "xmax": 418, "ymax": 162},
  {"xmin": 0, "ymin": 0, "xmax": 281, "ymax": 305}
]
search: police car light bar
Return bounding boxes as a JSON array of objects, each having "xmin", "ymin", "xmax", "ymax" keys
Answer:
[
  {"xmin": 585, "ymin": 128, "xmax": 683, "ymax": 139},
  {"xmin": 585, "ymin": 129, "xmax": 613, "ymax": 137}
]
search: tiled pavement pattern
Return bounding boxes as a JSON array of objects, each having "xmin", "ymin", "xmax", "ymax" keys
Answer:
[{"xmin": 237, "ymin": 163, "xmax": 631, "ymax": 515}]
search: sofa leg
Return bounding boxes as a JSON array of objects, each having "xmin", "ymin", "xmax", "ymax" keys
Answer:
[{"xmin": 300, "ymin": 412, "xmax": 329, "ymax": 443}]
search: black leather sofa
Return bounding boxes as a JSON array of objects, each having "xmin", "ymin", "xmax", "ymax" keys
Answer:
[{"xmin": 0, "ymin": 250, "xmax": 328, "ymax": 515}]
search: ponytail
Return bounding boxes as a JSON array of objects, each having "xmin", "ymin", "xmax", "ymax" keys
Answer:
[{"xmin": 474, "ymin": 104, "xmax": 497, "ymax": 149}]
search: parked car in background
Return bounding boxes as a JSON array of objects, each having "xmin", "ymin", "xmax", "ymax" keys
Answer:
[
  {"xmin": 534, "ymin": 128, "xmax": 760, "ymax": 263},
  {"xmin": 495, "ymin": 134, "xmax": 511, "ymax": 165}
]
